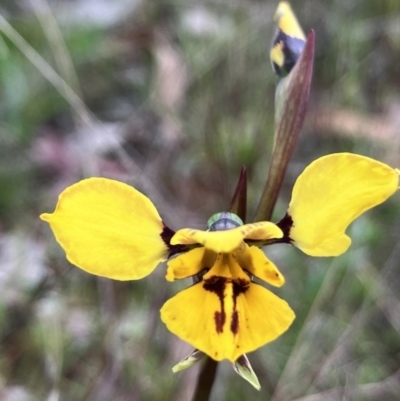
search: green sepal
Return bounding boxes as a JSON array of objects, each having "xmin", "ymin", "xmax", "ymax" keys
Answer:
[
  {"xmin": 172, "ymin": 349, "xmax": 206, "ymax": 373},
  {"xmin": 232, "ymin": 354, "xmax": 261, "ymax": 391}
]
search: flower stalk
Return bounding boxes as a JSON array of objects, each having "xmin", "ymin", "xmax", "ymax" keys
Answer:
[{"xmin": 192, "ymin": 357, "xmax": 219, "ymax": 401}]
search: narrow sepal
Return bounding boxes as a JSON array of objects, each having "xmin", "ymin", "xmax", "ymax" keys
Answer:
[
  {"xmin": 229, "ymin": 166, "xmax": 247, "ymax": 223},
  {"xmin": 172, "ymin": 349, "xmax": 206, "ymax": 373},
  {"xmin": 232, "ymin": 354, "xmax": 261, "ymax": 391}
]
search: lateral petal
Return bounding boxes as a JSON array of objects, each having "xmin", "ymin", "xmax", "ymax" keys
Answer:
[
  {"xmin": 166, "ymin": 248, "xmax": 217, "ymax": 281},
  {"xmin": 40, "ymin": 177, "xmax": 168, "ymax": 280},
  {"xmin": 235, "ymin": 245, "xmax": 285, "ymax": 287},
  {"xmin": 287, "ymin": 153, "xmax": 399, "ymax": 256}
]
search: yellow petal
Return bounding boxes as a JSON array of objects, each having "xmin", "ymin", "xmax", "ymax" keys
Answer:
[
  {"xmin": 287, "ymin": 153, "xmax": 399, "ymax": 256},
  {"xmin": 235, "ymin": 245, "xmax": 285, "ymax": 287},
  {"xmin": 171, "ymin": 222, "xmax": 283, "ymax": 253},
  {"xmin": 203, "ymin": 253, "xmax": 235, "ymax": 279},
  {"xmin": 40, "ymin": 178, "xmax": 168, "ymax": 280},
  {"xmin": 161, "ymin": 277, "xmax": 295, "ymax": 362},
  {"xmin": 270, "ymin": 2, "xmax": 306, "ymax": 76},
  {"xmin": 273, "ymin": 2, "xmax": 306, "ymax": 40},
  {"xmin": 242, "ymin": 222, "xmax": 283, "ymax": 241},
  {"xmin": 166, "ymin": 248, "xmax": 217, "ymax": 281}
]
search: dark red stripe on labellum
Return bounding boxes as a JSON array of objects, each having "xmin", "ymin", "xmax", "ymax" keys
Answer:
[
  {"xmin": 203, "ymin": 276, "xmax": 227, "ymax": 334},
  {"xmin": 203, "ymin": 275, "xmax": 250, "ymax": 335},
  {"xmin": 231, "ymin": 278, "xmax": 249, "ymax": 335}
]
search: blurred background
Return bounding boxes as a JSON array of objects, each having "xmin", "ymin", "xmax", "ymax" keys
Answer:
[{"xmin": 1, "ymin": 0, "xmax": 400, "ymax": 400}]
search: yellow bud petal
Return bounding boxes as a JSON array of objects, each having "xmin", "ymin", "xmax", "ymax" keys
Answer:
[
  {"xmin": 273, "ymin": 2, "xmax": 306, "ymax": 40},
  {"xmin": 270, "ymin": 2, "xmax": 306, "ymax": 76}
]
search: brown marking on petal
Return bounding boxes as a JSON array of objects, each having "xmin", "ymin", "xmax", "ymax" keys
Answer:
[
  {"xmin": 276, "ymin": 213, "xmax": 294, "ymax": 243},
  {"xmin": 230, "ymin": 278, "xmax": 249, "ymax": 335},
  {"xmin": 203, "ymin": 276, "xmax": 228, "ymax": 334},
  {"xmin": 231, "ymin": 311, "xmax": 239, "ymax": 334},
  {"xmin": 267, "ymin": 270, "xmax": 280, "ymax": 278},
  {"xmin": 161, "ymin": 224, "xmax": 197, "ymax": 258},
  {"xmin": 215, "ymin": 311, "xmax": 225, "ymax": 334},
  {"xmin": 161, "ymin": 224, "xmax": 175, "ymax": 244}
]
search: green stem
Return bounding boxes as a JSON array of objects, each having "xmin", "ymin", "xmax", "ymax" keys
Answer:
[{"xmin": 192, "ymin": 357, "xmax": 218, "ymax": 401}]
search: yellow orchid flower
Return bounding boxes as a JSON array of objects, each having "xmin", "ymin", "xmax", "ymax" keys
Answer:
[
  {"xmin": 40, "ymin": 153, "xmax": 399, "ymax": 362},
  {"xmin": 162, "ymin": 220, "xmax": 294, "ymax": 362}
]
